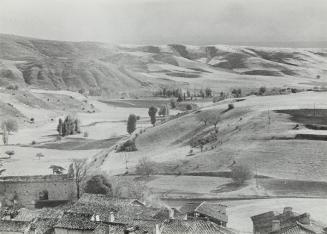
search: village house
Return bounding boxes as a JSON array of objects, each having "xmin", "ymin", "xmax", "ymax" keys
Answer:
[
  {"xmin": 251, "ymin": 207, "xmax": 327, "ymax": 234},
  {"xmin": 179, "ymin": 201, "xmax": 228, "ymax": 226}
]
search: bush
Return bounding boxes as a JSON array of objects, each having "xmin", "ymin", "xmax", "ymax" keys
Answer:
[
  {"xmin": 186, "ymin": 104, "xmax": 192, "ymax": 110},
  {"xmin": 5, "ymin": 150, "xmax": 15, "ymax": 157},
  {"xmin": 135, "ymin": 157, "xmax": 157, "ymax": 177},
  {"xmin": 170, "ymin": 99, "xmax": 176, "ymax": 109},
  {"xmin": 84, "ymin": 175, "xmax": 113, "ymax": 196},
  {"xmin": 83, "ymin": 132, "xmax": 89, "ymax": 137},
  {"xmin": 228, "ymin": 103, "xmax": 234, "ymax": 110},
  {"xmin": 116, "ymin": 140, "xmax": 137, "ymax": 152},
  {"xmin": 31, "ymin": 140, "xmax": 36, "ymax": 145},
  {"xmin": 258, "ymin": 86, "xmax": 266, "ymax": 95},
  {"xmin": 231, "ymin": 164, "xmax": 253, "ymax": 185},
  {"xmin": 6, "ymin": 85, "xmax": 19, "ymax": 90}
]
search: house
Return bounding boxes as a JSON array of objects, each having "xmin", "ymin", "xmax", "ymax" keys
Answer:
[
  {"xmin": 156, "ymin": 219, "xmax": 238, "ymax": 234},
  {"xmin": 0, "ymin": 220, "xmax": 30, "ymax": 234},
  {"xmin": 251, "ymin": 207, "xmax": 327, "ymax": 234},
  {"xmin": 179, "ymin": 201, "xmax": 228, "ymax": 226}
]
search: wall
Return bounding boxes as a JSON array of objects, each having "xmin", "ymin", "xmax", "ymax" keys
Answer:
[
  {"xmin": 55, "ymin": 228, "xmax": 93, "ymax": 234},
  {"xmin": 0, "ymin": 174, "xmax": 76, "ymax": 208}
]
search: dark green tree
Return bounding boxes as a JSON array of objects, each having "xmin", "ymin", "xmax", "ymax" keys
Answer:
[
  {"xmin": 84, "ymin": 175, "xmax": 113, "ymax": 196},
  {"xmin": 148, "ymin": 106, "xmax": 158, "ymax": 126},
  {"xmin": 127, "ymin": 114, "xmax": 137, "ymax": 134}
]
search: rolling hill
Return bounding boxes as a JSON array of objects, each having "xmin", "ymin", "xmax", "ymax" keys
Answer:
[{"xmin": 1, "ymin": 34, "xmax": 327, "ymax": 97}]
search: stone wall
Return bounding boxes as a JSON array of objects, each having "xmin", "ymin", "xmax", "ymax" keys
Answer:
[{"xmin": 0, "ymin": 174, "xmax": 76, "ymax": 208}]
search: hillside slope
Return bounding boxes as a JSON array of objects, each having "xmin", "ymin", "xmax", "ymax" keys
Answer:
[
  {"xmin": 1, "ymin": 34, "xmax": 327, "ymax": 97},
  {"xmin": 97, "ymin": 92, "xmax": 327, "ymax": 182}
]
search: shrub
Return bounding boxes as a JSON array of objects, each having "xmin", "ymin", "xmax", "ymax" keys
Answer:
[
  {"xmin": 31, "ymin": 140, "xmax": 36, "ymax": 145},
  {"xmin": 228, "ymin": 103, "xmax": 234, "ymax": 110},
  {"xmin": 84, "ymin": 175, "xmax": 113, "ymax": 196},
  {"xmin": 116, "ymin": 140, "xmax": 137, "ymax": 152},
  {"xmin": 135, "ymin": 157, "xmax": 157, "ymax": 177},
  {"xmin": 258, "ymin": 86, "xmax": 266, "ymax": 95},
  {"xmin": 6, "ymin": 85, "xmax": 19, "ymax": 90},
  {"xmin": 83, "ymin": 132, "xmax": 89, "ymax": 137},
  {"xmin": 186, "ymin": 104, "xmax": 192, "ymax": 110},
  {"xmin": 5, "ymin": 150, "xmax": 15, "ymax": 157},
  {"xmin": 231, "ymin": 164, "xmax": 253, "ymax": 185}
]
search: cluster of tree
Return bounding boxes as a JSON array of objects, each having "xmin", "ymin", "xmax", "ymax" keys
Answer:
[
  {"xmin": 49, "ymin": 165, "xmax": 66, "ymax": 175},
  {"xmin": 190, "ymin": 131, "xmax": 218, "ymax": 150},
  {"xmin": 153, "ymin": 88, "xmax": 184, "ymax": 98},
  {"xmin": 57, "ymin": 116, "xmax": 81, "ymax": 136},
  {"xmin": 1, "ymin": 119, "xmax": 18, "ymax": 145},
  {"xmin": 231, "ymin": 88, "xmax": 242, "ymax": 98}
]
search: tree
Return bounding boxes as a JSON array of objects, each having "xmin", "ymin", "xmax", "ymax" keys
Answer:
[
  {"xmin": 2, "ymin": 124, "xmax": 8, "ymax": 145},
  {"xmin": 1, "ymin": 119, "xmax": 18, "ymax": 133},
  {"xmin": 127, "ymin": 114, "xmax": 137, "ymax": 134},
  {"xmin": 148, "ymin": 106, "xmax": 158, "ymax": 126},
  {"xmin": 72, "ymin": 159, "xmax": 89, "ymax": 199},
  {"xmin": 197, "ymin": 112, "xmax": 210, "ymax": 126},
  {"xmin": 159, "ymin": 105, "xmax": 169, "ymax": 117},
  {"xmin": 5, "ymin": 150, "xmax": 15, "ymax": 158},
  {"xmin": 57, "ymin": 118, "xmax": 63, "ymax": 136},
  {"xmin": 208, "ymin": 112, "xmax": 220, "ymax": 130},
  {"xmin": 259, "ymin": 86, "xmax": 266, "ymax": 95},
  {"xmin": 231, "ymin": 88, "xmax": 242, "ymax": 98},
  {"xmin": 231, "ymin": 164, "xmax": 253, "ymax": 185},
  {"xmin": 135, "ymin": 157, "xmax": 156, "ymax": 177},
  {"xmin": 68, "ymin": 163, "xmax": 74, "ymax": 177},
  {"xmin": 36, "ymin": 152, "xmax": 44, "ymax": 160},
  {"xmin": 205, "ymin": 88, "xmax": 212, "ymax": 97},
  {"xmin": 170, "ymin": 99, "xmax": 176, "ymax": 109},
  {"xmin": 84, "ymin": 175, "xmax": 113, "ymax": 196},
  {"xmin": 49, "ymin": 165, "xmax": 66, "ymax": 175}
]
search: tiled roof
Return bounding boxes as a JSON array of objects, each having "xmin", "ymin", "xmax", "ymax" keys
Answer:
[
  {"xmin": 180, "ymin": 202, "xmax": 201, "ymax": 214},
  {"xmin": 93, "ymin": 222, "xmax": 127, "ymax": 234},
  {"xmin": 159, "ymin": 219, "xmax": 238, "ymax": 234},
  {"xmin": 194, "ymin": 202, "xmax": 228, "ymax": 223},
  {"xmin": 30, "ymin": 218, "xmax": 58, "ymax": 234},
  {"xmin": 78, "ymin": 193, "xmax": 144, "ymax": 207},
  {"xmin": 54, "ymin": 213, "xmax": 98, "ymax": 230},
  {"xmin": 0, "ymin": 220, "xmax": 30, "ymax": 232},
  {"xmin": 14, "ymin": 208, "xmax": 63, "ymax": 222}
]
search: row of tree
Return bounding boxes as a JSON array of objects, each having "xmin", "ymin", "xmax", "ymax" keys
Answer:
[{"xmin": 153, "ymin": 87, "xmax": 213, "ymax": 98}]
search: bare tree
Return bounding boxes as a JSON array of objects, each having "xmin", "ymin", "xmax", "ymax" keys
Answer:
[
  {"xmin": 208, "ymin": 112, "xmax": 220, "ymax": 130},
  {"xmin": 197, "ymin": 112, "xmax": 210, "ymax": 126},
  {"xmin": 72, "ymin": 159, "xmax": 89, "ymax": 199}
]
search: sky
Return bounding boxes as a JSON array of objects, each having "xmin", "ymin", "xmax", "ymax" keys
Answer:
[{"xmin": 0, "ymin": 0, "xmax": 327, "ymax": 45}]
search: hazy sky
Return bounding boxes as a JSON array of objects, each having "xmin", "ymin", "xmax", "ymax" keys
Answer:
[{"xmin": 0, "ymin": 0, "xmax": 326, "ymax": 44}]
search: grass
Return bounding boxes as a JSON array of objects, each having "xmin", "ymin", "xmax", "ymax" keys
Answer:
[{"xmin": 275, "ymin": 109, "xmax": 327, "ymax": 126}]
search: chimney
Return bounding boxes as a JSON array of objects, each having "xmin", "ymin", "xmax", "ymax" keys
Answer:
[
  {"xmin": 271, "ymin": 220, "xmax": 280, "ymax": 232},
  {"xmin": 155, "ymin": 224, "xmax": 161, "ymax": 234},
  {"xmin": 283, "ymin": 207, "xmax": 293, "ymax": 215},
  {"xmin": 109, "ymin": 211, "xmax": 115, "ymax": 222},
  {"xmin": 299, "ymin": 213, "xmax": 311, "ymax": 225},
  {"xmin": 183, "ymin": 214, "xmax": 188, "ymax": 221}
]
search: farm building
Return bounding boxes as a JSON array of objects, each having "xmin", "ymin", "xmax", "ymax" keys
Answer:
[{"xmin": 251, "ymin": 207, "xmax": 327, "ymax": 234}]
